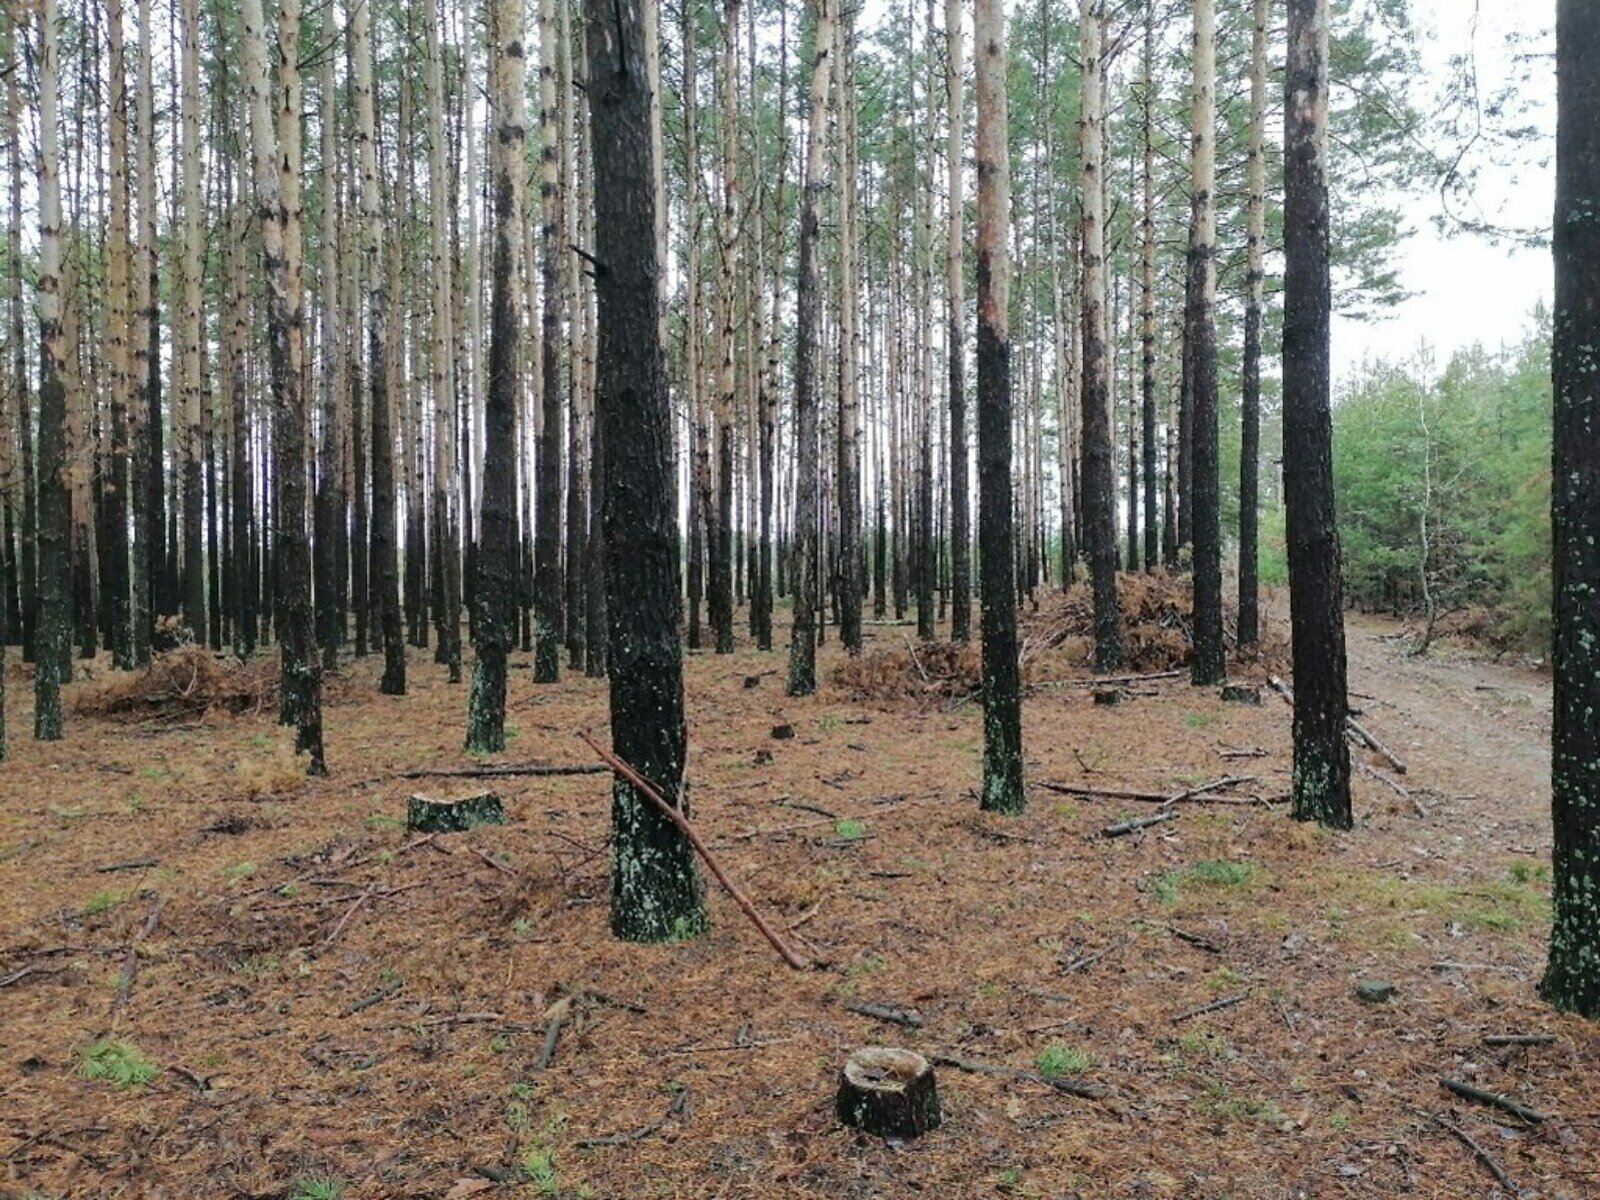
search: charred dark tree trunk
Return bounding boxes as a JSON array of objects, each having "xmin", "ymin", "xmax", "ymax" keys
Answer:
[
  {"xmin": 1542, "ymin": 0, "xmax": 1600, "ymax": 1018},
  {"xmin": 1187, "ymin": 0, "xmax": 1224, "ymax": 686},
  {"xmin": 1236, "ymin": 0, "xmax": 1268, "ymax": 649},
  {"xmin": 1282, "ymin": 0, "xmax": 1350, "ymax": 829},
  {"xmin": 976, "ymin": 0, "xmax": 1022, "ymax": 813},
  {"xmin": 587, "ymin": 0, "xmax": 704, "ymax": 941}
]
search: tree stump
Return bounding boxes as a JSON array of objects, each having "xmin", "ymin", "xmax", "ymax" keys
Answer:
[
  {"xmin": 835, "ymin": 1047, "xmax": 941, "ymax": 1139},
  {"xmin": 1092, "ymin": 688, "xmax": 1122, "ymax": 707},
  {"xmin": 1221, "ymin": 684, "xmax": 1262, "ymax": 705},
  {"xmin": 406, "ymin": 791, "xmax": 508, "ymax": 834}
]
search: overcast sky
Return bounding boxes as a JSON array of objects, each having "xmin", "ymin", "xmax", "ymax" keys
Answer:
[{"xmin": 1329, "ymin": 0, "xmax": 1554, "ymax": 386}]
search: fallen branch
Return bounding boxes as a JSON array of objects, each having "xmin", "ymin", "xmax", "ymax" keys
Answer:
[
  {"xmin": 1103, "ymin": 810, "xmax": 1180, "ymax": 838},
  {"xmin": 1034, "ymin": 669, "xmax": 1185, "ymax": 690},
  {"xmin": 1062, "ymin": 935, "xmax": 1128, "ymax": 973},
  {"xmin": 1432, "ymin": 1112, "xmax": 1520, "ymax": 1194},
  {"xmin": 577, "ymin": 1090, "xmax": 689, "ymax": 1149},
  {"xmin": 396, "ymin": 763, "xmax": 610, "ymax": 781},
  {"xmin": 842, "ymin": 1000, "xmax": 923, "ymax": 1028},
  {"xmin": 1172, "ymin": 991, "xmax": 1250, "ymax": 1023},
  {"xmin": 579, "ymin": 731, "xmax": 811, "ymax": 970},
  {"xmin": 1440, "ymin": 1077, "xmax": 1546, "ymax": 1124},
  {"xmin": 931, "ymin": 1052, "xmax": 1109, "ymax": 1100},
  {"xmin": 902, "ymin": 634, "xmax": 931, "ymax": 685},
  {"xmin": 96, "ymin": 858, "xmax": 159, "ymax": 874},
  {"xmin": 110, "ymin": 893, "xmax": 166, "ymax": 1031},
  {"xmin": 323, "ymin": 889, "xmax": 375, "ymax": 946},
  {"xmin": 534, "ymin": 998, "xmax": 571, "ymax": 1069},
  {"xmin": 1268, "ymin": 675, "xmax": 1408, "ymax": 774},
  {"xmin": 344, "ymin": 976, "xmax": 405, "ymax": 1016},
  {"xmin": 1482, "ymin": 1033, "xmax": 1556, "ymax": 1047}
]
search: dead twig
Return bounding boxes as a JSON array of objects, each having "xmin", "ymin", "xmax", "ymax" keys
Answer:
[
  {"xmin": 534, "ymin": 998, "xmax": 571, "ymax": 1069},
  {"xmin": 109, "ymin": 893, "xmax": 166, "ymax": 1031},
  {"xmin": 931, "ymin": 1052, "xmax": 1109, "ymax": 1100},
  {"xmin": 1172, "ymin": 991, "xmax": 1250, "ymax": 1023},
  {"xmin": 344, "ymin": 976, "xmax": 405, "ymax": 1016},
  {"xmin": 579, "ymin": 730, "xmax": 811, "ymax": 970},
  {"xmin": 902, "ymin": 633, "xmax": 931, "ymax": 684},
  {"xmin": 95, "ymin": 858, "xmax": 159, "ymax": 874},
  {"xmin": 323, "ymin": 889, "xmax": 375, "ymax": 947},
  {"xmin": 397, "ymin": 763, "xmax": 609, "ymax": 780},
  {"xmin": 577, "ymin": 1090, "xmax": 689, "ymax": 1149},
  {"xmin": 1431, "ymin": 1112, "xmax": 1520, "ymax": 1194},
  {"xmin": 1061, "ymin": 934, "xmax": 1129, "ymax": 972},
  {"xmin": 1482, "ymin": 1033, "xmax": 1556, "ymax": 1047},
  {"xmin": 842, "ymin": 1000, "xmax": 923, "ymax": 1028},
  {"xmin": 1103, "ymin": 810, "xmax": 1180, "ymax": 838},
  {"xmin": 1439, "ymin": 1077, "xmax": 1546, "ymax": 1124}
]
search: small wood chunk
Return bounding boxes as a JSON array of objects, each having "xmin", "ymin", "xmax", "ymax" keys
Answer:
[
  {"xmin": 1092, "ymin": 688, "xmax": 1122, "ymax": 707},
  {"xmin": 836, "ymin": 1047, "xmax": 941, "ymax": 1139},
  {"xmin": 1220, "ymin": 684, "xmax": 1262, "ymax": 705},
  {"xmin": 753, "ymin": 749, "xmax": 774, "ymax": 765},
  {"xmin": 406, "ymin": 791, "xmax": 508, "ymax": 834},
  {"xmin": 743, "ymin": 675, "xmax": 763, "ymax": 689},
  {"xmin": 770, "ymin": 723, "xmax": 796, "ymax": 740}
]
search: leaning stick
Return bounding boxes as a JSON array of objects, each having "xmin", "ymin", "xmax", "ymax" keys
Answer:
[
  {"xmin": 1268, "ymin": 675, "xmax": 1408, "ymax": 774},
  {"xmin": 579, "ymin": 731, "xmax": 810, "ymax": 971}
]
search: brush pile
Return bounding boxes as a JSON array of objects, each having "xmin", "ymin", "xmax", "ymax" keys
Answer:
[
  {"xmin": 833, "ymin": 572, "xmax": 1287, "ymax": 705},
  {"xmin": 76, "ymin": 646, "xmax": 282, "ymax": 723}
]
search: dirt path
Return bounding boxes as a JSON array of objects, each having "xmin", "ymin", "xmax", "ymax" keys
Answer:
[{"xmin": 1341, "ymin": 612, "xmax": 1551, "ymax": 850}]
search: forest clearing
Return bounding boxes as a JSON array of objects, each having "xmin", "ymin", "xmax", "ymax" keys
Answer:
[
  {"xmin": 0, "ymin": 596, "xmax": 1586, "ymax": 1199},
  {"xmin": 2, "ymin": 0, "xmax": 1598, "ymax": 1195}
]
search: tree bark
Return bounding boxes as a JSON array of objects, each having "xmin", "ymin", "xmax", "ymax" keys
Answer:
[
  {"xmin": 787, "ymin": 0, "xmax": 835, "ymax": 697},
  {"xmin": 1283, "ymin": 0, "xmax": 1351, "ymax": 829},
  {"xmin": 179, "ymin": 0, "xmax": 206, "ymax": 641},
  {"xmin": 33, "ymin": 0, "xmax": 69, "ymax": 739},
  {"xmin": 976, "ymin": 0, "xmax": 1022, "ymax": 813},
  {"xmin": 1079, "ymin": 0, "xmax": 1122, "ymax": 673},
  {"xmin": 1238, "ymin": 0, "xmax": 1268, "ymax": 648},
  {"xmin": 1187, "ymin": 0, "xmax": 1224, "ymax": 686},
  {"xmin": 242, "ymin": 0, "xmax": 325, "ymax": 772},
  {"xmin": 1140, "ymin": 3, "xmax": 1159, "ymax": 574},
  {"xmin": 836, "ymin": 5, "xmax": 862, "ymax": 655},
  {"xmin": 586, "ymin": 0, "xmax": 705, "ymax": 942},
  {"xmin": 351, "ymin": 0, "xmax": 405, "ymax": 695},
  {"xmin": 1542, "ymin": 0, "xmax": 1600, "ymax": 1017},
  {"xmin": 534, "ymin": 0, "xmax": 566, "ymax": 683},
  {"xmin": 469, "ymin": 0, "xmax": 528, "ymax": 749}
]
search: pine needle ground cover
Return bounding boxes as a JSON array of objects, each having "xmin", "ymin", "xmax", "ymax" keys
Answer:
[{"xmin": 0, "ymin": 603, "xmax": 1583, "ymax": 1198}]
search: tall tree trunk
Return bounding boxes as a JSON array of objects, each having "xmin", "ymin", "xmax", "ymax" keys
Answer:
[
  {"xmin": 1541, "ymin": 0, "xmax": 1600, "ymax": 1017},
  {"xmin": 565, "ymin": 10, "xmax": 590, "ymax": 670},
  {"xmin": 975, "ymin": 0, "xmax": 1022, "ymax": 813},
  {"xmin": 243, "ymin": 0, "xmax": 325, "ymax": 771},
  {"xmin": 1140, "ymin": 3, "xmax": 1159, "ymax": 574},
  {"xmin": 106, "ymin": 0, "xmax": 134, "ymax": 668},
  {"xmin": 466, "ymin": 0, "xmax": 527, "ymax": 751},
  {"xmin": 8, "ymin": 20, "xmax": 34, "ymax": 667},
  {"xmin": 227, "ymin": 191, "xmax": 255, "ymax": 659},
  {"xmin": 316, "ymin": 41, "xmax": 345, "ymax": 671},
  {"xmin": 587, "ymin": 0, "xmax": 705, "ymax": 942},
  {"xmin": 709, "ymin": 0, "xmax": 740, "ymax": 656},
  {"xmin": 425, "ymin": 0, "xmax": 462, "ymax": 682},
  {"xmin": 946, "ymin": 0, "xmax": 968, "ymax": 639},
  {"xmin": 1237, "ymin": 0, "xmax": 1268, "ymax": 646},
  {"xmin": 34, "ymin": 0, "xmax": 69, "ymax": 739},
  {"xmin": 179, "ymin": 0, "xmax": 206, "ymax": 640},
  {"xmin": 1283, "ymin": 0, "xmax": 1350, "ymax": 828},
  {"xmin": 352, "ymin": 0, "xmax": 405, "ymax": 695},
  {"xmin": 1187, "ymin": 0, "xmax": 1225, "ymax": 686},
  {"xmin": 836, "ymin": 4, "xmax": 862, "ymax": 655},
  {"xmin": 534, "ymin": 0, "xmax": 565, "ymax": 683},
  {"xmin": 787, "ymin": 0, "xmax": 835, "ymax": 697},
  {"xmin": 1079, "ymin": 0, "xmax": 1121, "ymax": 672}
]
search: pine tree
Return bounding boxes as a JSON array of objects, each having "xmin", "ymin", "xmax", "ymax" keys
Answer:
[
  {"xmin": 534, "ymin": 0, "xmax": 566, "ymax": 684},
  {"xmin": 587, "ymin": 0, "xmax": 705, "ymax": 942},
  {"xmin": 1237, "ymin": 0, "xmax": 1268, "ymax": 649},
  {"xmin": 945, "ymin": 0, "xmax": 969, "ymax": 642},
  {"xmin": 1542, "ymin": 0, "xmax": 1600, "ymax": 1018},
  {"xmin": 33, "ymin": 0, "xmax": 68, "ymax": 741},
  {"xmin": 976, "ymin": 0, "xmax": 1022, "ymax": 813},
  {"xmin": 1079, "ymin": 0, "xmax": 1121, "ymax": 673},
  {"xmin": 786, "ymin": 0, "xmax": 835, "ymax": 698},
  {"xmin": 1283, "ymin": 0, "xmax": 1351, "ymax": 829},
  {"xmin": 1187, "ymin": 0, "xmax": 1224, "ymax": 686},
  {"xmin": 467, "ymin": 0, "xmax": 528, "ymax": 752}
]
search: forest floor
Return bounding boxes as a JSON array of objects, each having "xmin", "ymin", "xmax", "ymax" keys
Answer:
[{"xmin": 0, "ymin": 582, "xmax": 1591, "ymax": 1200}]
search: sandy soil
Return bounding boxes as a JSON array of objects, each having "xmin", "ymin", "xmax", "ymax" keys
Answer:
[{"xmin": 0, "ymin": 592, "xmax": 1592, "ymax": 1200}]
